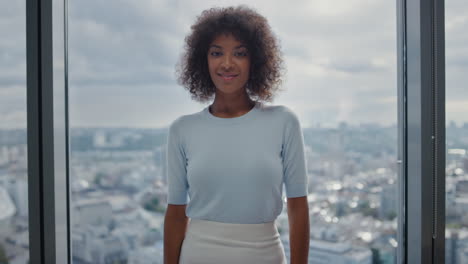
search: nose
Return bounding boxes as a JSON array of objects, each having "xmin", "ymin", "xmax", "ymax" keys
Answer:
[{"xmin": 221, "ymin": 54, "xmax": 234, "ymax": 70}]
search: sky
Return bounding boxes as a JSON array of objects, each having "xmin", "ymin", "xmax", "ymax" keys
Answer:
[{"xmin": 1, "ymin": 0, "xmax": 467, "ymax": 129}]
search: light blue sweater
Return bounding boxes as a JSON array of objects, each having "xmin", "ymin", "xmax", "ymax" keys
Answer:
[{"xmin": 166, "ymin": 101, "xmax": 308, "ymax": 224}]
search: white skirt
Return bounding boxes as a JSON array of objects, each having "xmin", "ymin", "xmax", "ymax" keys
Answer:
[{"xmin": 179, "ymin": 218, "xmax": 287, "ymax": 264}]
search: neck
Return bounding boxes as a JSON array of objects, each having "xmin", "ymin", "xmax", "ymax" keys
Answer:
[{"xmin": 209, "ymin": 93, "xmax": 256, "ymax": 117}]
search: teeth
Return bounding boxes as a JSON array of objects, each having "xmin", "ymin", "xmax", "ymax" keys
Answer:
[{"xmin": 219, "ymin": 74, "xmax": 237, "ymax": 77}]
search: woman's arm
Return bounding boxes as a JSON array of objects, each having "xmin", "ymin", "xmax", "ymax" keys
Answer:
[
  {"xmin": 164, "ymin": 204, "xmax": 189, "ymax": 264},
  {"xmin": 287, "ymin": 196, "xmax": 310, "ymax": 264}
]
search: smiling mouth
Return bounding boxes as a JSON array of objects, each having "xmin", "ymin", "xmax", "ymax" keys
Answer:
[{"xmin": 218, "ymin": 73, "xmax": 238, "ymax": 81}]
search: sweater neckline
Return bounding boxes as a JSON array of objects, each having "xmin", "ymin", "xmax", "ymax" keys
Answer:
[{"xmin": 202, "ymin": 101, "xmax": 261, "ymax": 124}]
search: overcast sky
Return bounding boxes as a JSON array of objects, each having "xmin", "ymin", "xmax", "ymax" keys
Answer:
[{"xmin": 1, "ymin": 0, "xmax": 467, "ymax": 129}]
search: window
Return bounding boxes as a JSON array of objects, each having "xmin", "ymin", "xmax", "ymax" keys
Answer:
[
  {"xmin": 25, "ymin": 0, "xmax": 448, "ymax": 263},
  {"xmin": 0, "ymin": 1, "xmax": 29, "ymax": 263},
  {"xmin": 69, "ymin": 1, "xmax": 397, "ymax": 263},
  {"xmin": 445, "ymin": 0, "xmax": 468, "ymax": 263}
]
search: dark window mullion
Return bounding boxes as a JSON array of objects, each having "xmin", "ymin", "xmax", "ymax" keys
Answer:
[
  {"xmin": 432, "ymin": 0, "xmax": 446, "ymax": 262},
  {"xmin": 396, "ymin": 0, "xmax": 407, "ymax": 263},
  {"xmin": 26, "ymin": 0, "xmax": 69, "ymax": 263},
  {"xmin": 403, "ymin": 0, "xmax": 446, "ymax": 263}
]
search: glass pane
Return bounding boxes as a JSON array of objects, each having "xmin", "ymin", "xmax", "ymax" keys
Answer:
[
  {"xmin": 0, "ymin": 0, "xmax": 29, "ymax": 263},
  {"xmin": 445, "ymin": 1, "xmax": 468, "ymax": 263},
  {"xmin": 69, "ymin": 1, "xmax": 397, "ymax": 263}
]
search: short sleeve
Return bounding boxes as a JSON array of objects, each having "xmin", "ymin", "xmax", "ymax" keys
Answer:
[
  {"xmin": 281, "ymin": 109, "xmax": 309, "ymax": 198},
  {"xmin": 166, "ymin": 119, "xmax": 189, "ymax": 204}
]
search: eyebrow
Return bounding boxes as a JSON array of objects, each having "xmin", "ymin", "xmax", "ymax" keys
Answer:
[{"xmin": 209, "ymin": 44, "xmax": 247, "ymax": 49}]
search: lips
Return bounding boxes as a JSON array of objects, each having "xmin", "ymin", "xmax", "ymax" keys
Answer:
[{"xmin": 218, "ymin": 73, "xmax": 238, "ymax": 81}]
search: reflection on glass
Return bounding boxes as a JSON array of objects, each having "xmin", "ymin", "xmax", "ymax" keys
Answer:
[
  {"xmin": 0, "ymin": 1, "xmax": 29, "ymax": 263},
  {"xmin": 69, "ymin": 1, "xmax": 397, "ymax": 263},
  {"xmin": 445, "ymin": 1, "xmax": 468, "ymax": 263}
]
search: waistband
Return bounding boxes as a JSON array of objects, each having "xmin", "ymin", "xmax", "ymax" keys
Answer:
[{"xmin": 186, "ymin": 218, "xmax": 279, "ymax": 243}]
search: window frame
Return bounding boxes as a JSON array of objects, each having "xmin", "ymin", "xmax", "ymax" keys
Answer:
[
  {"xmin": 399, "ymin": 0, "xmax": 446, "ymax": 263},
  {"xmin": 26, "ymin": 0, "xmax": 70, "ymax": 263}
]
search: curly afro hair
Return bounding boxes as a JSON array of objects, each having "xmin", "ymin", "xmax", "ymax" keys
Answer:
[{"xmin": 175, "ymin": 5, "xmax": 285, "ymax": 103}]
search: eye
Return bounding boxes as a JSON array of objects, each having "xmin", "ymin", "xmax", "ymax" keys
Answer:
[
  {"xmin": 210, "ymin": 51, "xmax": 222, "ymax": 56},
  {"xmin": 235, "ymin": 51, "xmax": 248, "ymax": 57}
]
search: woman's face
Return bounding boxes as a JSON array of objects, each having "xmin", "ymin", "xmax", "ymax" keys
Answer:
[{"xmin": 207, "ymin": 33, "xmax": 250, "ymax": 95}]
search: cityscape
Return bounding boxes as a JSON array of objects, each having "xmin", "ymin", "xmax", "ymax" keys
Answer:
[
  {"xmin": 1, "ymin": 0, "xmax": 467, "ymax": 263},
  {"xmin": 1, "ymin": 121, "xmax": 467, "ymax": 263}
]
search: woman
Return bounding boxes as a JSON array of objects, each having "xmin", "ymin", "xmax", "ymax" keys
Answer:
[{"xmin": 164, "ymin": 5, "xmax": 309, "ymax": 264}]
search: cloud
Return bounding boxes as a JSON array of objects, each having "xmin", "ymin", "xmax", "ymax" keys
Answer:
[
  {"xmin": 320, "ymin": 58, "xmax": 387, "ymax": 74},
  {"xmin": 0, "ymin": 1, "xmax": 27, "ymax": 129},
  {"xmin": 2, "ymin": 0, "xmax": 468, "ymax": 128}
]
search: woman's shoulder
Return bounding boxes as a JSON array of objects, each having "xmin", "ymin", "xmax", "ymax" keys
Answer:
[{"xmin": 168, "ymin": 108, "xmax": 205, "ymax": 131}]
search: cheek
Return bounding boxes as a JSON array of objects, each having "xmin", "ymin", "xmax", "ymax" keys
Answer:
[
  {"xmin": 244, "ymin": 60, "xmax": 251, "ymax": 72},
  {"xmin": 243, "ymin": 64, "xmax": 250, "ymax": 78}
]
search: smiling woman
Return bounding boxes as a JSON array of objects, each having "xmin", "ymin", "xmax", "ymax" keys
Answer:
[{"xmin": 165, "ymin": 4, "xmax": 309, "ymax": 264}]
